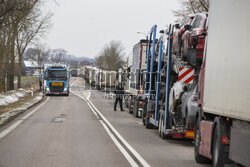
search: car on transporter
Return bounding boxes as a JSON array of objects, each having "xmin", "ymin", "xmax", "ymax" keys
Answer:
[
  {"xmin": 180, "ymin": 77, "xmax": 199, "ymax": 130},
  {"xmin": 172, "ymin": 15, "xmax": 194, "ymax": 54},
  {"xmin": 181, "ymin": 13, "xmax": 208, "ymax": 67}
]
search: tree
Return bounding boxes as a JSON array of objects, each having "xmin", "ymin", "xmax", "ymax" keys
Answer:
[
  {"xmin": 16, "ymin": 2, "xmax": 52, "ymax": 88},
  {"xmin": 0, "ymin": 0, "xmax": 52, "ymax": 91},
  {"xmin": 95, "ymin": 40, "xmax": 125, "ymax": 71},
  {"xmin": 173, "ymin": 0, "xmax": 209, "ymax": 19}
]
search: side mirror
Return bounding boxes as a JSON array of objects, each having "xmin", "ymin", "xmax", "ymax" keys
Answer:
[
  {"xmin": 175, "ymin": 24, "xmax": 180, "ymax": 29},
  {"xmin": 184, "ymin": 24, "xmax": 192, "ymax": 31},
  {"xmin": 159, "ymin": 30, "xmax": 164, "ymax": 34},
  {"xmin": 127, "ymin": 73, "xmax": 130, "ymax": 79}
]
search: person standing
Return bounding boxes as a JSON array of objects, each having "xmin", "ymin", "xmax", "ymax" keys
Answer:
[
  {"xmin": 114, "ymin": 82, "xmax": 125, "ymax": 111},
  {"xmin": 39, "ymin": 79, "xmax": 42, "ymax": 91}
]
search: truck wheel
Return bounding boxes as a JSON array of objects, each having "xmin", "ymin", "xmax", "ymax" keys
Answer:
[
  {"xmin": 194, "ymin": 117, "xmax": 211, "ymax": 164},
  {"xmin": 142, "ymin": 117, "xmax": 145, "ymax": 126},
  {"xmin": 158, "ymin": 115, "xmax": 162, "ymax": 136},
  {"xmin": 125, "ymin": 98, "xmax": 129, "ymax": 108},
  {"xmin": 133, "ymin": 99, "xmax": 138, "ymax": 117},
  {"xmin": 142, "ymin": 111, "xmax": 146, "ymax": 126},
  {"xmin": 158, "ymin": 113, "xmax": 167, "ymax": 139},
  {"xmin": 212, "ymin": 118, "xmax": 228, "ymax": 167},
  {"xmin": 142, "ymin": 101, "xmax": 147, "ymax": 126},
  {"xmin": 129, "ymin": 105, "xmax": 133, "ymax": 114},
  {"xmin": 145, "ymin": 112, "xmax": 153, "ymax": 129}
]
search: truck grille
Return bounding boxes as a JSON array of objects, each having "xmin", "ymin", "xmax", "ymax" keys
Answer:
[{"xmin": 49, "ymin": 83, "xmax": 64, "ymax": 93}]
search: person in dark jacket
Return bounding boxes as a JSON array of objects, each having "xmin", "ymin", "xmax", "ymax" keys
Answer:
[
  {"xmin": 114, "ymin": 82, "xmax": 125, "ymax": 111},
  {"xmin": 39, "ymin": 79, "xmax": 42, "ymax": 91}
]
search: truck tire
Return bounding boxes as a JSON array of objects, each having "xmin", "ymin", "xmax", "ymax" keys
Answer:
[
  {"xmin": 129, "ymin": 105, "xmax": 133, "ymax": 114},
  {"xmin": 133, "ymin": 98, "xmax": 138, "ymax": 117},
  {"xmin": 145, "ymin": 111, "xmax": 153, "ymax": 129},
  {"xmin": 158, "ymin": 115, "xmax": 162, "ymax": 136},
  {"xmin": 212, "ymin": 117, "xmax": 228, "ymax": 167},
  {"xmin": 194, "ymin": 117, "xmax": 211, "ymax": 164},
  {"xmin": 142, "ymin": 101, "xmax": 147, "ymax": 126},
  {"xmin": 66, "ymin": 90, "xmax": 69, "ymax": 96},
  {"xmin": 158, "ymin": 112, "xmax": 167, "ymax": 139}
]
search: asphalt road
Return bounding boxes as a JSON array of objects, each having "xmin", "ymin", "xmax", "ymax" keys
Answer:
[{"xmin": 0, "ymin": 77, "xmax": 211, "ymax": 167}]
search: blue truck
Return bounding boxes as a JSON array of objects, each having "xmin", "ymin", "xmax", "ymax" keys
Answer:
[{"xmin": 43, "ymin": 64, "xmax": 70, "ymax": 96}]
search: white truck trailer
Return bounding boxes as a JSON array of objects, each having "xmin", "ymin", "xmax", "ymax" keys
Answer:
[
  {"xmin": 194, "ymin": 0, "xmax": 250, "ymax": 166},
  {"xmin": 96, "ymin": 70, "xmax": 116, "ymax": 91},
  {"xmin": 125, "ymin": 40, "xmax": 148, "ymax": 117}
]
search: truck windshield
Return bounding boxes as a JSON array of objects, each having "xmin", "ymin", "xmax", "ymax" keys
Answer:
[{"xmin": 47, "ymin": 70, "xmax": 67, "ymax": 80}]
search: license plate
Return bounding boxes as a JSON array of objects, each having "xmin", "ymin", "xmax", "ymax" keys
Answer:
[
  {"xmin": 52, "ymin": 82, "xmax": 63, "ymax": 86},
  {"xmin": 185, "ymin": 131, "xmax": 194, "ymax": 138},
  {"xmin": 186, "ymin": 132, "xmax": 194, "ymax": 137}
]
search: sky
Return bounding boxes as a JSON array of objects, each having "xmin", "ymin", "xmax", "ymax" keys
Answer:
[{"xmin": 44, "ymin": 0, "xmax": 180, "ymax": 59}]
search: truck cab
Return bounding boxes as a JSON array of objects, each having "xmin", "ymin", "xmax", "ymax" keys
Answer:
[{"xmin": 43, "ymin": 64, "xmax": 70, "ymax": 96}]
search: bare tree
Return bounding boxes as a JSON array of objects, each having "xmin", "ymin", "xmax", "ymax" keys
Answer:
[
  {"xmin": 16, "ymin": 8, "xmax": 52, "ymax": 88},
  {"xmin": 173, "ymin": 0, "xmax": 209, "ymax": 19},
  {"xmin": 95, "ymin": 40, "xmax": 125, "ymax": 71},
  {"xmin": 0, "ymin": 0, "xmax": 52, "ymax": 90},
  {"xmin": 28, "ymin": 43, "xmax": 50, "ymax": 75}
]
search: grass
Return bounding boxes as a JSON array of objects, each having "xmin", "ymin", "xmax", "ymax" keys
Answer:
[
  {"xmin": 14, "ymin": 76, "xmax": 38, "ymax": 83},
  {"xmin": 14, "ymin": 76, "xmax": 39, "ymax": 89},
  {"xmin": 0, "ymin": 91, "xmax": 42, "ymax": 128}
]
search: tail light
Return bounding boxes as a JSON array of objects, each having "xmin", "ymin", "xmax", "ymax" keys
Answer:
[{"xmin": 222, "ymin": 136, "xmax": 230, "ymax": 145}]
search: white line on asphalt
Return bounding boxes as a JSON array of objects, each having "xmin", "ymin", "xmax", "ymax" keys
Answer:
[
  {"xmin": 87, "ymin": 91, "xmax": 91, "ymax": 100},
  {"xmin": 87, "ymin": 101, "xmax": 99, "ymax": 118},
  {"xmin": 71, "ymin": 91, "xmax": 151, "ymax": 167},
  {"xmin": 0, "ymin": 97, "xmax": 49, "ymax": 140},
  {"xmin": 99, "ymin": 120, "xmax": 139, "ymax": 167},
  {"xmin": 72, "ymin": 91, "xmax": 137, "ymax": 166},
  {"xmin": 87, "ymin": 99, "xmax": 151, "ymax": 167}
]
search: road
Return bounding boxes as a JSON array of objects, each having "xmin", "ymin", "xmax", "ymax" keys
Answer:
[{"xmin": 0, "ymin": 77, "xmax": 211, "ymax": 167}]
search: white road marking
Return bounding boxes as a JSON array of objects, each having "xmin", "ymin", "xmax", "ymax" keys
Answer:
[
  {"xmin": 71, "ymin": 88, "xmax": 151, "ymax": 167},
  {"xmin": 87, "ymin": 91, "xmax": 91, "ymax": 100},
  {"xmin": 99, "ymin": 120, "xmax": 139, "ymax": 167},
  {"xmin": 0, "ymin": 97, "xmax": 50, "ymax": 140},
  {"xmin": 87, "ymin": 98, "xmax": 151, "ymax": 167}
]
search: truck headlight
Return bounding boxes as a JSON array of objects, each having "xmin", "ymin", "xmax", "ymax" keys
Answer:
[
  {"xmin": 64, "ymin": 87, "xmax": 68, "ymax": 92},
  {"xmin": 46, "ymin": 87, "xmax": 50, "ymax": 92}
]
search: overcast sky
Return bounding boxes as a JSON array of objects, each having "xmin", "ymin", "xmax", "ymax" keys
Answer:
[{"xmin": 44, "ymin": 0, "xmax": 180, "ymax": 59}]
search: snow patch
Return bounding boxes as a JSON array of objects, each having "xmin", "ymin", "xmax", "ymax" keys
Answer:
[
  {"xmin": 0, "ymin": 89, "xmax": 30, "ymax": 106},
  {"xmin": 0, "ymin": 93, "xmax": 43, "ymax": 125}
]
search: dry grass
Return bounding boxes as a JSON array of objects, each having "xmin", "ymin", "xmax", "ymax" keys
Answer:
[{"xmin": 0, "ymin": 87, "xmax": 43, "ymax": 128}]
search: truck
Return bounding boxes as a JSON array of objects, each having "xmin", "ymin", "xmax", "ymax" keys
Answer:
[
  {"xmin": 84, "ymin": 66, "xmax": 98, "ymax": 86},
  {"xmin": 143, "ymin": 20, "xmax": 206, "ymax": 140},
  {"xmin": 141, "ymin": 25, "xmax": 161, "ymax": 128},
  {"xmin": 124, "ymin": 40, "xmax": 148, "ymax": 117},
  {"xmin": 96, "ymin": 69, "xmax": 116, "ymax": 91},
  {"xmin": 194, "ymin": 0, "xmax": 250, "ymax": 166},
  {"xmin": 43, "ymin": 64, "xmax": 70, "ymax": 96},
  {"xmin": 71, "ymin": 68, "xmax": 79, "ymax": 77}
]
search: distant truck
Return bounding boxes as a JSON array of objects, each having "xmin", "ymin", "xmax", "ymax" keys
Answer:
[
  {"xmin": 96, "ymin": 70, "xmax": 116, "ymax": 91},
  {"xmin": 71, "ymin": 69, "xmax": 79, "ymax": 77},
  {"xmin": 84, "ymin": 66, "xmax": 98, "ymax": 86},
  {"xmin": 194, "ymin": 0, "xmax": 250, "ymax": 166},
  {"xmin": 43, "ymin": 64, "xmax": 70, "ymax": 96}
]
